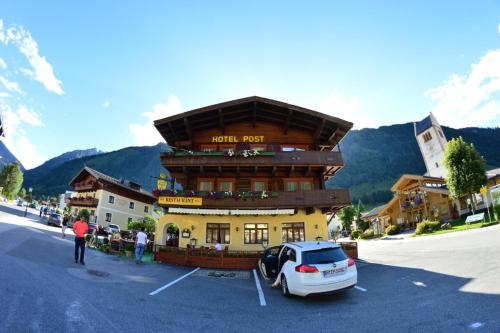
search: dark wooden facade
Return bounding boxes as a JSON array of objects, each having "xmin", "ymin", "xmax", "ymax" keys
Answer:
[{"xmin": 154, "ymin": 96, "xmax": 353, "ymax": 214}]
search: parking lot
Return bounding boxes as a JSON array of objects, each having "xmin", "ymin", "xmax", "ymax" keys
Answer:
[{"xmin": 1, "ymin": 202, "xmax": 500, "ymax": 332}]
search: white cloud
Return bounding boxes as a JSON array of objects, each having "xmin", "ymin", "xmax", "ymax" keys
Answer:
[
  {"xmin": 0, "ymin": 76, "xmax": 24, "ymax": 94},
  {"xmin": 0, "ymin": 22, "xmax": 63, "ymax": 95},
  {"xmin": 103, "ymin": 100, "xmax": 111, "ymax": 108},
  {"xmin": 16, "ymin": 105, "xmax": 43, "ymax": 127},
  {"xmin": 318, "ymin": 91, "xmax": 378, "ymax": 129},
  {"xmin": 0, "ymin": 58, "xmax": 6, "ymax": 69},
  {"xmin": 129, "ymin": 95, "xmax": 182, "ymax": 146},
  {"xmin": 425, "ymin": 49, "xmax": 500, "ymax": 128}
]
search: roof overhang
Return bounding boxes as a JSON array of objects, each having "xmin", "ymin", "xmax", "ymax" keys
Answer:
[{"xmin": 154, "ymin": 96, "xmax": 353, "ymax": 148}]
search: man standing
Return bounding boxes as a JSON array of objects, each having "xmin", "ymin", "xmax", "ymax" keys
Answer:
[
  {"xmin": 73, "ymin": 216, "xmax": 89, "ymax": 265},
  {"xmin": 135, "ymin": 227, "xmax": 148, "ymax": 264}
]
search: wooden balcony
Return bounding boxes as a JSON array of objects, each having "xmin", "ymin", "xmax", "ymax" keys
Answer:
[
  {"xmin": 157, "ymin": 189, "xmax": 350, "ymax": 212},
  {"xmin": 161, "ymin": 151, "xmax": 343, "ymax": 168},
  {"xmin": 68, "ymin": 197, "xmax": 99, "ymax": 207}
]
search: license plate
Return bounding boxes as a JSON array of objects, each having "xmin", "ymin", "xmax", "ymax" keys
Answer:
[{"xmin": 323, "ymin": 267, "xmax": 346, "ymax": 277}]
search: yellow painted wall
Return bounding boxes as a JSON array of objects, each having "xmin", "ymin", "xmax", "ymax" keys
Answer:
[{"xmin": 156, "ymin": 209, "xmax": 329, "ymax": 251}]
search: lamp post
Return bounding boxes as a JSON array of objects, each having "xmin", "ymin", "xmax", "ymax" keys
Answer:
[{"xmin": 24, "ymin": 187, "xmax": 32, "ymax": 217}]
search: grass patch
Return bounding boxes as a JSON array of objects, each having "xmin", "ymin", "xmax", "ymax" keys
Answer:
[{"xmin": 413, "ymin": 218, "xmax": 499, "ymax": 237}]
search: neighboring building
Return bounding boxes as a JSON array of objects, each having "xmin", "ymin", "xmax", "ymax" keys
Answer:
[
  {"xmin": 153, "ymin": 96, "xmax": 353, "ymax": 251},
  {"xmin": 68, "ymin": 167, "xmax": 156, "ymax": 230},
  {"xmin": 364, "ymin": 114, "xmax": 500, "ymax": 229},
  {"xmin": 58, "ymin": 190, "xmax": 75, "ymax": 210}
]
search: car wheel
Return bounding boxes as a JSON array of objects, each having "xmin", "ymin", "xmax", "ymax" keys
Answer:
[
  {"xmin": 260, "ymin": 262, "xmax": 268, "ymax": 278},
  {"xmin": 281, "ymin": 275, "xmax": 291, "ymax": 297}
]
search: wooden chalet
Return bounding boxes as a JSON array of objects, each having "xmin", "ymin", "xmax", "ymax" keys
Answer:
[{"xmin": 152, "ymin": 96, "xmax": 353, "ymax": 267}]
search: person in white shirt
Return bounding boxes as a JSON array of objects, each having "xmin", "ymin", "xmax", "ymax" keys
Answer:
[
  {"xmin": 135, "ymin": 227, "xmax": 148, "ymax": 263},
  {"xmin": 213, "ymin": 240, "xmax": 222, "ymax": 252}
]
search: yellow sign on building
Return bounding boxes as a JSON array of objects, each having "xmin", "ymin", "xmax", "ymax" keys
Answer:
[
  {"xmin": 157, "ymin": 179, "xmax": 167, "ymax": 189},
  {"xmin": 159, "ymin": 196, "xmax": 203, "ymax": 206}
]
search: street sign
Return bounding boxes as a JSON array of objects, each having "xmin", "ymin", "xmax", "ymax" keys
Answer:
[
  {"xmin": 480, "ymin": 186, "xmax": 488, "ymax": 195},
  {"xmin": 157, "ymin": 179, "xmax": 167, "ymax": 190}
]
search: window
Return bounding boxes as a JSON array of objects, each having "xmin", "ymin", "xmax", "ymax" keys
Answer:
[
  {"xmin": 144, "ymin": 205, "xmax": 149, "ymax": 213},
  {"xmin": 218, "ymin": 179, "xmax": 234, "ymax": 192},
  {"xmin": 105, "ymin": 213, "xmax": 112, "ymax": 222},
  {"xmin": 423, "ymin": 131, "xmax": 432, "ymax": 142},
  {"xmin": 129, "ymin": 202, "xmax": 135, "ymax": 209},
  {"xmin": 108, "ymin": 195, "xmax": 115, "ymax": 204},
  {"xmin": 282, "ymin": 222, "xmax": 305, "ymax": 242},
  {"xmin": 281, "ymin": 144, "xmax": 308, "ymax": 152},
  {"xmin": 198, "ymin": 179, "xmax": 214, "ymax": 191},
  {"xmin": 244, "ymin": 223, "xmax": 268, "ymax": 244},
  {"xmin": 206, "ymin": 223, "xmax": 230, "ymax": 244},
  {"xmin": 284, "ymin": 179, "xmax": 313, "ymax": 191},
  {"xmin": 128, "ymin": 217, "xmax": 132, "ymax": 223},
  {"xmin": 219, "ymin": 145, "xmax": 235, "ymax": 153},
  {"xmin": 249, "ymin": 144, "xmax": 266, "ymax": 151},
  {"xmin": 200, "ymin": 144, "xmax": 217, "ymax": 152},
  {"xmin": 302, "ymin": 248, "xmax": 347, "ymax": 265},
  {"xmin": 252, "ymin": 179, "xmax": 267, "ymax": 191}
]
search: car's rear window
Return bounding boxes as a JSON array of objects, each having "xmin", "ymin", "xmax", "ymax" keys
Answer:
[{"xmin": 302, "ymin": 247, "xmax": 348, "ymax": 265}]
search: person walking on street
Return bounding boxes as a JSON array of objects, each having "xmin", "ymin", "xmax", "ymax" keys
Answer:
[
  {"xmin": 135, "ymin": 227, "xmax": 148, "ymax": 264},
  {"xmin": 61, "ymin": 215, "xmax": 69, "ymax": 238},
  {"xmin": 73, "ymin": 216, "xmax": 89, "ymax": 265}
]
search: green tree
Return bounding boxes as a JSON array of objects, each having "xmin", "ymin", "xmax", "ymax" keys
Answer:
[
  {"xmin": 354, "ymin": 200, "xmax": 367, "ymax": 231},
  {"xmin": 338, "ymin": 205, "xmax": 356, "ymax": 232},
  {"xmin": 128, "ymin": 215, "xmax": 157, "ymax": 233},
  {"xmin": 444, "ymin": 137, "xmax": 487, "ymax": 213},
  {"xmin": 76, "ymin": 209, "xmax": 90, "ymax": 222},
  {"xmin": 18, "ymin": 187, "xmax": 27, "ymax": 200},
  {"xmin": 0, "ymin": 162, "xmax": 24, "ymax": 200}
]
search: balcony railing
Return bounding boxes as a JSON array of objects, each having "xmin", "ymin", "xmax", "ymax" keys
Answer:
[
  {"xmin": 68, "ymin": 197, "xmax": 99, "ymax": 207},
  {"xmin": 156, "ymin": 189, "xmax": 350, "ymax": 210},
  {"xmin": 160, "ymin": 150, "xmax": 343, "ymax": 167}
]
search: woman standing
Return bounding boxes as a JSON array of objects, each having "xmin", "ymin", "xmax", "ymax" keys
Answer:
[{"xmin": 61, "ymin": 215, "xmax": 69, "ymax": 238}]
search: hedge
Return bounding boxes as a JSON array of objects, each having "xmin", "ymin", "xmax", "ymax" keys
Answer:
[
  {"xmin": 415, "ymin": 220, "xmax": 441, "ymax": 235},
  {"xmin": 385, "ymin": 225, "xmax": 400, "ymax": 235}
]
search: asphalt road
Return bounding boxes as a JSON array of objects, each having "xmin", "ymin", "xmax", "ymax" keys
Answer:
[{"xmin": 1, "ymin": 202, "xmax": 499, "ymax": 333}]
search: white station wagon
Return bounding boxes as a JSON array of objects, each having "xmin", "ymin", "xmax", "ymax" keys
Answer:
[{"xmin": 259, "ymin": 241, "xmax": 357, "ymax": 297}]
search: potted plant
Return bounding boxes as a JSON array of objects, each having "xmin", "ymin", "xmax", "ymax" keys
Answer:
[
  {"xmin": 85, "ymin": 233, "xmax": 92, "ymax": 247},
  {"xmin": 124, "ymin": 243, "xmax": 135, "ymax": 257}
]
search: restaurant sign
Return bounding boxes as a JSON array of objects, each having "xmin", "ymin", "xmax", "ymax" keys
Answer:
[{"xmin": 159, "ymin": 196, "xmax": 203, "ymax": 206}]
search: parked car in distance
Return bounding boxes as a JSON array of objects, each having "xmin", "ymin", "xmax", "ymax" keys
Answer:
[
  {"xmin": 107, "ymin": 224, "xmax": 120, "ymax": 234},
  {"xmin": 17, "ymin": 200, "xmax": 25, "ymax": 207},
  {"xmin": 259, "ymin": 241, "xmax": 357, "ymax": 297},
  {"xmin": 29, "ymin": 203, "xmax": 37, "ymax": 209},
  {"xmin": 47, "ymin": 213, "xmax": 63, "ymax": 227}
]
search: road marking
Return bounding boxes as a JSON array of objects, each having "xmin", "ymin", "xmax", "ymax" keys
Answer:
[
  {"xmin": 52, "ymin": 235, "xmax": 73, "ymax": 244},
  {"xmin": 413, "ymin": 281, "xmax": 427, "ymax": 287},
  {"xmin": 469, "ymin": 322, "xmax": 484, "ymax": 329},
  {"xmin": 149, "ymin": 267, "xmax": 200, "ymax": 296},
  {"xmin": 355, "ymin": 285, "xmax": 367, "ymax": 292},
  {"xmin": 252, "ymin": 269, "xmax": 267, "ymax": 306}
]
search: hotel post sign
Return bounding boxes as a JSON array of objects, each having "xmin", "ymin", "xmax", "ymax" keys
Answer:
[{"xmin": 159, "ymin": 196, "xmax": 203, "ymax": 206}]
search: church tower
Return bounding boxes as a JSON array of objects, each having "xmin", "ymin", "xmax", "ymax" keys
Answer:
[{"xmin": 414, "ymin": 113, "xmax": 448, "ymax": 179}]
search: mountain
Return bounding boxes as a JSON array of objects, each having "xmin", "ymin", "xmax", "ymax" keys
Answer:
[
  {"xmin": 0, "ymin": 140, "xmax": 25, "ymax": 170},
  {"xmin": 327, "ymin": 124, "xmax": 500, "ymax": 208},
  {"xmin": 36, "ymin": 148, "xmax": 103, "ymax": 170},
  {"xmin": 23, "ymin": 143, "xmax": 169, "ymax": 196}
]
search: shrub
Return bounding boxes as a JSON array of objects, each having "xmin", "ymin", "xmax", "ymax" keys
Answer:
[
  {"xmin": 102, "ymin": 245, "xmax": 109, "ymax": 253},
  {"xmin": 84, "ymin": 234, "xmax": 92, "ymax": 242},
  {"xmin": 359, "ymin": 228, "xmax": 374, "ymax": 239},
  {"xmin": 351, "ymin": 229, "xmax": 362, "ymax": 239},
  {"xmin": 415, "ymin": 220, "xmax": 440, "ymax": 235},
  {"xmin": 76, "ymin": 209, "xmax": 90, "ymax": 222},
  {"xmin": 124, "ymin": 243, "xmax": 135, "ymax": 251},
  {"xmin": 493, "ymin": 205, "xmax": 500, "ymax": 222},
  {"xmin": 385, "ymin": 225, "xmax": 399, "ymax": 235}
]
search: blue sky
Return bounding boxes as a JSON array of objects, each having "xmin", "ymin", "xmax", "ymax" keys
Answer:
[{"xmin": 1, "ymin": 1, "xmax": 500, "ymax": 168}]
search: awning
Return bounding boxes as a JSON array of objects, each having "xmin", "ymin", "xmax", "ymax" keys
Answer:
[
  {"xmin": 168, "ymin": 208, "xmax": 230, "ymax": 215},
  {"xmin": 167, "ymin": 208, "xmax": 295, "ymax": 216},
  {"xmin": 230, "ymin": 209, "xmax": 295, "ymax": 215}
]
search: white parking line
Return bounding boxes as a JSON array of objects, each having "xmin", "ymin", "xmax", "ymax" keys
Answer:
[
  {"xmin": 252, "ymin": 269, "xmax": 267, "ymax": 306},
  {"xmin": 355, "ymin": 286, "xmax": 367, "ymax": 292},
  {"xmin": 149, "ymin": 267, "xmax": 200, "ymax": 296}
]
